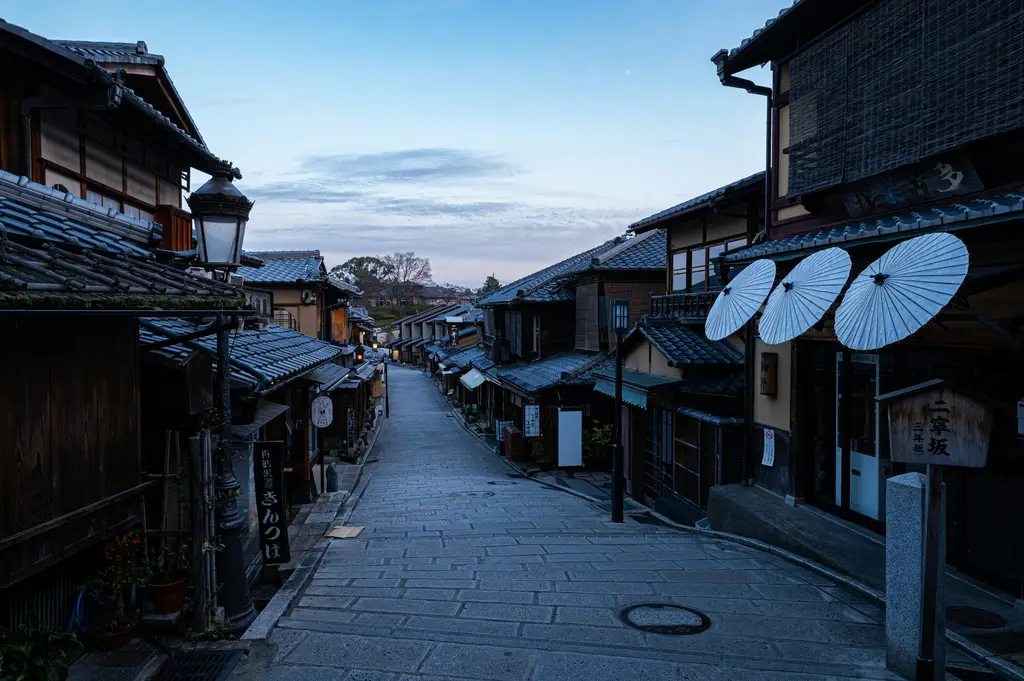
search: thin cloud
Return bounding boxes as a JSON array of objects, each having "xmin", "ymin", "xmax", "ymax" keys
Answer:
[{"xmin": 298, "ymin": 148, "xmax": 517, "ymax": 184}]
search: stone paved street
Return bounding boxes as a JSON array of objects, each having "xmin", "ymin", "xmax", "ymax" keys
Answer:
[{"xmin": 264, "ymin": 366, "xmax": 897, "ymax": 681}]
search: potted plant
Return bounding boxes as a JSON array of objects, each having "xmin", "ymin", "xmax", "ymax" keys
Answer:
[
  {"xmin": 0, "ymin": 620, "xmax": 81, "ymax": 681},
  {"xmin": 83, "ymin": 532, "xmax": 146, "ymax": 650},
  {"xmin": 583, "ymin": 421, "xmax": 613, "ymax": 470},
  {"xmin": 147, "ymin": 540, "xmax": 189, "ymax": 615}
]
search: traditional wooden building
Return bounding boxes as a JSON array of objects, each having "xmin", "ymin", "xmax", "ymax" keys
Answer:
[
  {"xmin": 712, "ymin": 0, "xmax": 1024, "ymax": 597},
  {"xmin": 601, "ymin": 175, "xmax": 763, "ymax": 522},
  {"xmin": 476, "ymin": 230, "xmax": 666, "ymax": 462},
  {"xmin": 0, "ymin": 17, "xmax": 248, "ymax": 627},
  {"xmin": 235, "ymin": 250, "xmax": 361, "ymax": 340},
  {"xmin": 388, "ymin": 304, "xmax": 461, "ymax": 363}
]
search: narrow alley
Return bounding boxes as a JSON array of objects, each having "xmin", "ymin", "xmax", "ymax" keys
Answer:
[{"xmin": 261, "ymin": 365, "xmax": 894, "ymax": 681}]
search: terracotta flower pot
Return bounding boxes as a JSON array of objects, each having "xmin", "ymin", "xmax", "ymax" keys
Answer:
[
  {"xmin": 86, "ymin": 616, "xmax": 138, "ymax": 651},
  {"xmin": 148, "ymin": 576, "xmax": 188, "ymax": 614}
]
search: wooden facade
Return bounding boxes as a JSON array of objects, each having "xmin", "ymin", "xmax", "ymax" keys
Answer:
[{"xmin": 0, "ymin": 318, "xmax": 143, "ymax": 590}]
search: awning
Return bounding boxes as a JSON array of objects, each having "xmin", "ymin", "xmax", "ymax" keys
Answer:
[
  {"xmin": 231, "ymin": 401, "xmax": 289, "ymax": 439},
  {"xmin": 594, "ymin": 378, "xmax": 649, "ymax": 409},
  {"xmin": 441, "ymin": 369, "xmax": 456, "ymax": 375},
  {"xmin": 460, "ymin": 368, "xmax": 486, "ymax": 390}
]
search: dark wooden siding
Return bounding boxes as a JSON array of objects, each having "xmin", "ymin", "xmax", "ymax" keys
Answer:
[
  {"xmin": 0, "ymin": 318, "xmax": 142, "ymax": 589},
  {"xmin": 505, "ymin": 310, "xmax": 523, "ymax": 357},
  {"xmin": 575, "ymin": 281, "xmax": 599, "ymax": 351},
  {"xmin": 603, "ymin": 280, "xmax": 664, "ymax": 348}
]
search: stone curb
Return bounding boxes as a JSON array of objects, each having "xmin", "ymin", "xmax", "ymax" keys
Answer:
[
  {"xmin": 240, "ymin": 412, "xmax": 383, "ymax": 642},
  {"xmin": 644, "ymin": 509, "xmax": 1023, "ymax": 681}
]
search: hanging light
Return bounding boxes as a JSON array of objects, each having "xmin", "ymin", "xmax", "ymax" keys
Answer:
[
  {"xmin": 372, "ymin": 341, "xmax": 379, "ymax": 351},
  {"xmin": 186, "ymin": 162, "xmax": 253, "ymax": 269},
  {"xmin": 355, "ymin": 344, "xmax": 365, "ymax": 362}
]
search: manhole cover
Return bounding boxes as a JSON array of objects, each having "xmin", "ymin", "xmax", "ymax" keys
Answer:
[
  {"xmin": 620, "ymin": 603, "xmax": 710, "ymax": 635},
  {"xmin": 487, "ymin": 480, "xmax": 517, "ymax": 485},
  {"xmin": 152, "ymin": 650, "xmax": 244, "ymax": 681},
  {"xmin": 947, "ymin": 606, "xmax": 1006, "ymax": 630}
]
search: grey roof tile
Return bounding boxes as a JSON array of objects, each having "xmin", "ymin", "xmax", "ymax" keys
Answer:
[
  {"xmin": 723, "ymin": 189, "xmax": 1024, "ymax": 263},
  {"xmin": 629, "ymin": 173, "xmax": 764, "ymax": 232},
  {"xmin": 476, "ymin": 239, "xmax": 619, "ymax": 306},
  {"xmin": 636, "ymin": 318, "xmax": 743, "ymax": 366},
  {"xmin": 592, "ymin": 229, "xmax": 666, "ymax": 271},
  {"xmin": 140, "ymin": 319, "xmax": 341, "ymax": 391},
  {"xmin": 498, "ymin": 351, "xmax": 609, "ymax": 394},
  {"xmin": 236, "ymin": 251, "xmax": 323, "ymax": 284}
]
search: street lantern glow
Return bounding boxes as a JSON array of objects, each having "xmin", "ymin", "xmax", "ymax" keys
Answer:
[
  {"xmin": 355, "ymin": 344, "xmax": 365, "ymax": 362},
  {"xmin": 372, "ymin": 341, "xmax": 379, "ymax": 351},
  {"xmin": 613, "ymin": 299, "xmax": 630, "ymax": 333},
  {"xmin": 187, "ymin": 162, "xmax": 253, "ymax": 269}
]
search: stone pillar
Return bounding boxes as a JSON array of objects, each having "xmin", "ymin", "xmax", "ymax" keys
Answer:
[{"xmin": 885, "ymin": 472, "xmax": 945, "ymax": 680}]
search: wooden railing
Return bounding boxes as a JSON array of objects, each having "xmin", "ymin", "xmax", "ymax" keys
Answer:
[{"xmin": 650, "ymin": 291, "xmax": 717, "ymax": 322}]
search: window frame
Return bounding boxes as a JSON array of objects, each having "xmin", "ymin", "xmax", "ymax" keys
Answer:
[{"xmin": 670, "ymin": 235, "xmax": 750, "ymax": 293}]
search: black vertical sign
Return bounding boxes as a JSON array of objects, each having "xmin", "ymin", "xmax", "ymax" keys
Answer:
[{"xmin": 253, "ymin": 441, "xmax": 290, "ymax": 564}]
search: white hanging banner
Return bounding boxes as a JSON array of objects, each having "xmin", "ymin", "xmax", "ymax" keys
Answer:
[
  {"xmin": 762, "ymin": 429, "xmax": 776, "ymax": 467},
  {"xmin": 311, "ymin": 395, "xmax": 334, "ymax": 428}
]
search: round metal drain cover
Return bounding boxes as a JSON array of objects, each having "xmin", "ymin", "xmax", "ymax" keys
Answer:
[
  {"xmin": 947, "ymin": 605, "xmax": 1006, "ymax": 630},
  {"xmin": 487, "ymin": 480, "xmax": 517, "ymax": 486},
  {"xmin": 620, "ymin": 603, "xmax": 710, "ymax": 635}
]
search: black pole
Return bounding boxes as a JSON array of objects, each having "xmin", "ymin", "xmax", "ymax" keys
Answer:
[
  {"xmin": 916, "ymin": 464, "xmax": 943, "ymax": 681},
  {"xmin": 611, "ymin": 327, "xmax": 625, "ymax": 523},
  {"xmin": 384, "ymin": 361, "xmax": 390, "ymax": 418},
  {"xmin": 214, "ymin": 318, "xmax": 256, "ymax": 633}
]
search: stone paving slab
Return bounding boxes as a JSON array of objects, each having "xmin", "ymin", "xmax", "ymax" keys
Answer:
[{"xmin": 261, "ymin": 366, "xmax": 898, "ymax": 681}]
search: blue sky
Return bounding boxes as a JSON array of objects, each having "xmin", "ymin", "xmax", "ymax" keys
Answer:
[{"xmin": 7, "ymin": 0, "xmax": 780, "ymax": 288}]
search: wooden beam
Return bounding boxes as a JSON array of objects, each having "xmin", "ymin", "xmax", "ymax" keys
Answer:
[{"xmin": 0, "ymin": 481, "xmax": 153, "ymax": 552}]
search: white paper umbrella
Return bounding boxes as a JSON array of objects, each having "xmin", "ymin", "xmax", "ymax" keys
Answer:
[
  {"xmin": 705, "ymin": 258, "xmax": 776, "ymax": 341},
  {"xmin": 835, "ymin": 232, "xmax": 969, "ymax": 351},
  {"xmin": 759, "ymin": 247, "xmax": 852, "ymax": 345}
]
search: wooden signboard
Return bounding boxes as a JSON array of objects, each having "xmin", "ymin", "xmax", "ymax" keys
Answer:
[
  {"xmin": 253, "ymin": 441, "xmax": 291, "ymax": 564},
  {"xmin": 878, "ymin": 379, "xmax": 993, "ymax": 468}
]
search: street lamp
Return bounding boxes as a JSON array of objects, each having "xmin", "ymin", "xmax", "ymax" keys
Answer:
[
  {"xmin": 355, "ymin": 344, "xmax": 365, "ymax": 363},
  {"xmin": 187, "ymin": 162, "xmax": 256, "ymax": 633},
  {"xmin": 187, "ymin": 162, "xmax": 253, "ymax": 270},
  {"xmin": 611, "ymin": 299, "xmax": 630, "ymax": 523}
]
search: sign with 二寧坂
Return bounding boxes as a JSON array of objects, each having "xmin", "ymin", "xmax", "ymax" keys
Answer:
[
  {"xmin": 253, "ymin": 441, "xmax": 290, "ymax": 564},
  {"xmin": 879, "ymin": 379, "xmax": 993, "ymax": 468},
  {"xmin": 523, "ymin": 404, "xmax": 541, "ymax": 438}
]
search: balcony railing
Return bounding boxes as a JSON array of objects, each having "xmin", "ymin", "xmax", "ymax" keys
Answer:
[{"xmin": 650, "ymin": 291, "xmax": 717, "ymax": 322}]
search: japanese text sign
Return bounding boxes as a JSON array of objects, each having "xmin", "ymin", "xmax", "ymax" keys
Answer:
[
  {"xmin": 879, "ymin": 380, "xmax": 992, "ymax": 468},
  {"xmin": 253, "ymin": 441, "xmax": 291, "ymax": 564},
  {"xmin": 524, "ymin": 404, "xmax": 541, "ymax": 438}
]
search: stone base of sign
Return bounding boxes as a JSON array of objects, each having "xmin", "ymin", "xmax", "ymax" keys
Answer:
[{"xmin": 885, "ymin": 472, "xmax": 946, "ymax": 681}]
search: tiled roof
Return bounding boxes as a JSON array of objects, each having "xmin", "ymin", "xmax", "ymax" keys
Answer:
[
  {"xmin": 718, "ymin": 1, "xmax": 804, "ymax": 69},
  {"xmin": 630, "ymin": 173, "xmax": 764, "ymax": 233},
  {"xmin": 447, "ymin": 346, "xmax": 486, "ymax": 370},
  {"xmin": 327, "ymin": 277, "xmax": 362, "ymax": 296},
  {"xmin": 55, "ymin": 39, "xmax": 204, "ymax": 146},
  {"xmin": 0, "ymin": 171, "xmax": 241, "ymax": 310},
  {"xmin": 498, "ymin": 351, "xmax": 609, "ymax": 394},
  {"xmin": 0, "ymin": 21, "xmax": 232, "ymax": 175},
  {"xmin": 477, "ymin": 238, "xmax": 621, "ymax": 306},
  {"xmin": 392, "ymin": 304, "xmax": 460, "ymax": 327},
  {"xmin": 348, "ymin": 305, "xmax": 373, "ymax": 321},
  {"xmin": 591, "ymin": 229, "xmax": 666, "ymax": 271},
  {"xmin": 355, "ymin": 361, "xmax": 378, "ymax": 381},
  {"xmin": 0, "ymin": 169, "xmax": 160, "ymax": 255},
  {"xmin": 679, "ymin": 372, "xmax": 745, "ymax": 397},
  {"xmin": 307, "ymin": 362, "xmax": 349, "ymax": 391},
  {"xmin": 636, "ymin": 318, "xmax": 743, "ymax": 366},
  {"xmin": 723, "ymin": 189, "xmax": 1024, "ymax": 263},
  {"xmin": 457, "ymin": 326, "xmax": 477, "ymax": 339},
  {"xmin": 140, "ymin": 319, "xmax": 341, "ymax": 392},
  {"xmin": 236, "ymin": 251, "xmax": 323, "ymax": 284},
  {"xmin": 428, "ymin": 303, "xmax": 471, "ymax": 322},
  {"xmin": 592, "ymin": 367, "xmax": 680, "ymax": 389}
]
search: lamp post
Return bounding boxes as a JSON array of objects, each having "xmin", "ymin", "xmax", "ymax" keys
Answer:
[
  {"xmin": 611, "ymin": 299, "xmax": 629, "ymax": 523},
  {"xmin": 383, "ymin": 354, "xmax": 390, "ymax": 418},
  {"xmin": 186, "ymin": 161, "xmax": 256, "ymax": 634}
]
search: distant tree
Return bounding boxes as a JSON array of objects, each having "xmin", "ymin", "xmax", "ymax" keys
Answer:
[
  {"xmin": 329, "ymin": 256, "xmax": 391, "ymax": 299},
  {"xmin": 479, "ymin": 274, "xmax": 500, "ymax": 295},
  {"xmin": 436, "ymin": 282, "xmax": 466, "ymax": 303},
  {"xmin": 381, "ymin": 252, "xmax": 432, "ymax": 306}
]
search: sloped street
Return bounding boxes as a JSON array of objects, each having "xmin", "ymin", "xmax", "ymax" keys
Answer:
[{"xmin": 263, "ymin": 365, "xmax": 895, "ymax": 681}]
